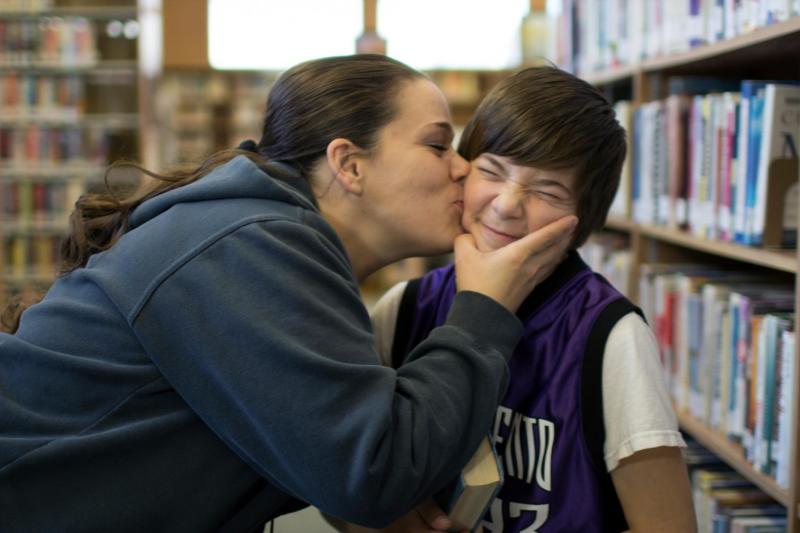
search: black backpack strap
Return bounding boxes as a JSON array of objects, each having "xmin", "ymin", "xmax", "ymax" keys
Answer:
[
  {"xmin": 391, "ymin": 278, "xmax": 422, "ymax": 369},
  {"xmin": 581, "ymin": 297, "xmax": 645, "ymax": 532}
]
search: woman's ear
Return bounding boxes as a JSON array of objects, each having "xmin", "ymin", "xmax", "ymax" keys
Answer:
[{"xmin": 326, "ymin": 138, "xmax": 364, "ymax": 195}]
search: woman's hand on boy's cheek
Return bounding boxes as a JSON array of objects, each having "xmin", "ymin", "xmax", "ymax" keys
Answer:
[{"xmin": 454, "ymin": 214, "xmax": 578, "ymax": 312}]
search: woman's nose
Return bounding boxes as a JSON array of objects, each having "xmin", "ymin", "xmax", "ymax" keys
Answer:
[{"xmin": 450, "ymin": 152, "xmax": 470, "ymax": 182}]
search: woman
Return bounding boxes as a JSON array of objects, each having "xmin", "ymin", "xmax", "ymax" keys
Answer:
[{"xmin": 0, "ymin": 55, "xmax": 576, "ymax": 532}]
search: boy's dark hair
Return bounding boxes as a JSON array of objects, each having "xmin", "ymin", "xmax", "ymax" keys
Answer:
[{"xmin": 458, "ymin": 66, "xmax": 627, "ymax": 248}]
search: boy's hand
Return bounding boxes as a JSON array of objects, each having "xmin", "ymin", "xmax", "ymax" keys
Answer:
[
  {"xmin": 412, "ymin": 499, "xmax": 460, "ymax": 532},
  {"xmin": 329, "ymin": 499, "xmax": 464, "ymax": 532},
  {"xmin": 454, "ymin": 215, "xmax": 578, "ymax": 313}
]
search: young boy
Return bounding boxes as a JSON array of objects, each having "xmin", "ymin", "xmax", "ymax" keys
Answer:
[{"xmin": 368, "ymin": 67, "xmax": 697, "ymax": 532}]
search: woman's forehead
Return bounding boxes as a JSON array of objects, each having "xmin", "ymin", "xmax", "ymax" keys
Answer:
[{"xmin": 391, "ymin": 79, "xmax": 452, "ymax": 127}]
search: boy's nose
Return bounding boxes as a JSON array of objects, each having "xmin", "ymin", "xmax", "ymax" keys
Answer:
[{"xmin": 493, "ymin": 186, "xmax": 525, "ymax": 218}]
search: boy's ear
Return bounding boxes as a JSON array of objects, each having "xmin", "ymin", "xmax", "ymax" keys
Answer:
[{"xmin": 326, "ymin": 138, "xmax": 364, "ymax": 195}]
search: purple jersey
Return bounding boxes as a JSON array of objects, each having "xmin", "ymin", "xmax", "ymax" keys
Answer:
[{"xmin": 393, "ymin": 252, "xmax": 637, "ymax": 532}]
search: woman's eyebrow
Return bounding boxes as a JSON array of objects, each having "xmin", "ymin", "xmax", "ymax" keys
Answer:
[{"xmin": 423, "ymin": 122, "xmax": 454, "ymax": 139}]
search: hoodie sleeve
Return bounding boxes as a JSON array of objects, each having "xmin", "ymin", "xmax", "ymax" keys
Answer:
[{"xmin": 131, "ymin": 218, "xmax": 521, "ymax": 528}]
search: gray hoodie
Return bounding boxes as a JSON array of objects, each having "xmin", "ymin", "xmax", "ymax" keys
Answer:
[{"xmin": 0, "ymin": 156, "xmax": 521, "ymax": 532}]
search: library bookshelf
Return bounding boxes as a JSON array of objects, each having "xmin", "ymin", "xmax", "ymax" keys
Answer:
[
  {"xmin": 591, "ymin": 17, "xmax": 800, "ymax": 532},
  {"xmin": 0, "ymin": 0, "xmax": 148, "ymax": 302}
]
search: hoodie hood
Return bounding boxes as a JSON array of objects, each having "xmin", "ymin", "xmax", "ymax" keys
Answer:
[{"xmin": 129, "ymin": 156, "xmax": 318, "ymax": 230}]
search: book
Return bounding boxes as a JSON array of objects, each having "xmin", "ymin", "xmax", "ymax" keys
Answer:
[
  {"xmin": 713, "ymin": 505, "xmax": 786, "ymax": 533},
  {"xmin": 609, "ymin": 100, "xmax": 633, "ymax": 220},
  {"xmin": 435, "ymin": 436, "xmax": 502, "ymax": 532},
  {"xmin": 665, "ymin": 93, "xmax": 690, "ymax": 229},
  {"xmin": 755, "ymin": 313, "xmax": 792, "ymax": 475},
  {"xmin": 751, "ymin": 83, "xmax": 800, "ymax": 246},
  {"xmin": 776, "ymin": 329, "xmax": 795, "ymax": 488}
]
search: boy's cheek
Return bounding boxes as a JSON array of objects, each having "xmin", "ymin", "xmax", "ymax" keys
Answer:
[{"xmin": 528, "ymin": 213, "xmax": 567, "ymax": 235}]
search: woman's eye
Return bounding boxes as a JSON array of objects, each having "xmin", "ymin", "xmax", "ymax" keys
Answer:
[{"xmin": 428, "ymin": 144, "xmax": 447, "ymax": 153}]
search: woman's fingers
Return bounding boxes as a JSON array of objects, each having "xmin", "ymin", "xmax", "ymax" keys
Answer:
[{"xmin": 454, "ymin": 215, "xmax": 578, "ymax": 312}]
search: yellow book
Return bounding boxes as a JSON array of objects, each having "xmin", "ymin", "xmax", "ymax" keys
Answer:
[{"xmin": 435, "ymin": 437, "xmax": 502, "ymax": 532}]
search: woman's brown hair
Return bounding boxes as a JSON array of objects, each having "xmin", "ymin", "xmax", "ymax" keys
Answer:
[{"xmin": 2, "ymin": 54, "xmax": 424, "ymax": 332}]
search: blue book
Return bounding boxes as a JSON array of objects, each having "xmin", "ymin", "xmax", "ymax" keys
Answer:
[
  {"xmin": 735, "ymin": 79, "xmax": 800, "ymax": 244},
  {"xmin": 632, "ymin": 107, "xmax": 641, "ymax": 222},
  {"xmin": 734, "ymin": 80, "xmax": 766, "ymax": 244},
  {"xmin": 435, "ymin": 436, "xmax": 503, "ymax": 532},
  {"xmin": 743, "ymin": 88, "xmax": 766, "ymax": 245}
]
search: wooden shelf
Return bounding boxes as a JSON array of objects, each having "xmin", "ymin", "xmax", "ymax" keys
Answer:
[
  {"xmin": 641, "ymin": 17, "xmax": 800, "ymax": 74},
  {"xmin": 2, "ymin": 272, "xmax": 58, "ymax": 286},
  {"xmin": 637, "ymin": 224, "xmax": 797, "ymax": 273},
  {"xmin": 0, "ymin": 165, "xmax": 102, "ymax": 178},
  {"xmin": 0, "ymin": 6, "xmax": 137, "ymax": 19},
  {"xmin": 678, "ymin": 410, "xmax": 790, "ymax": 505},
  {"xmin": 0, "ymin": 60, "xmax": 137, "ymax": 74},
  {"xmin": 2, "ymin": 220, "xmax": 70, "ymax": 235},
  {"xmin": 0, "ymin": 113, "xmax": 139, "ymax": 128},
  {"xmin": 583, "ymin": 65, "xmax": 637, "ymax": 86},
  {"xmin": 583, "ymin": 17, "xmax": 800, "ymax": 85},
  {"xmin": 604, "ymin": 216, "xmax": 635, "ymax": 232}
]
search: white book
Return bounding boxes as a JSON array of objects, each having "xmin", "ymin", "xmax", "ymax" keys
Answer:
[
  {"xmin": 725, "ymin": 0, "xmax": 739, "ymax": 38},
  {"xmin": 744, "ymin": 0, "xmax": 761, "ymax": 31},
  {"xmin": 614, "ymin": 0, "xmax": 628, "ymax": 66},
  {"xmin": 751, "ymin": 83, "xmax": 800, "ymax": 246},
  {"xmin": 686, "ymin": 96, "xmax": 703, "ymax": 233},
  {"xmin": 610, "ymin": 101, "xmax": 633, "ymax": 218},
  {"xmin": 770, "ymin": 0, "xmax": 792, "ymax": 21},
  {"xmin": 716, "ymin": 307, "xmax": 733, "ymax": 432},
  {"xmin": 644, "ymin": 0, "xmax": 662, "ymax": 59},
  {"xmin": 702, "ymin": 284, "xmax": 732, "ymax": 424},
  {"xmin": 776, "ymin": 329, "xmax": 794, "ymax": 488},
  {"xmin": 708, "ymin": 0, "xmax": 726, "ymax": 42},
  {"xmin": 629, "ymin": 0, "xmax": 645, "ymax": 64},
  {"xmin": 762, "ymin": 314, "xmax": 790, "ymax": 473}
]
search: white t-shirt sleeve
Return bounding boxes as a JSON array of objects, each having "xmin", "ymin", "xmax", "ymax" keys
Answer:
[
  {"xmin": 602, "ymin": 312, "xmax": 686, "ymax": 472},
  {"xmin": 369, "ymin": 281, "xmax": 409, "ymax": 367}
]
